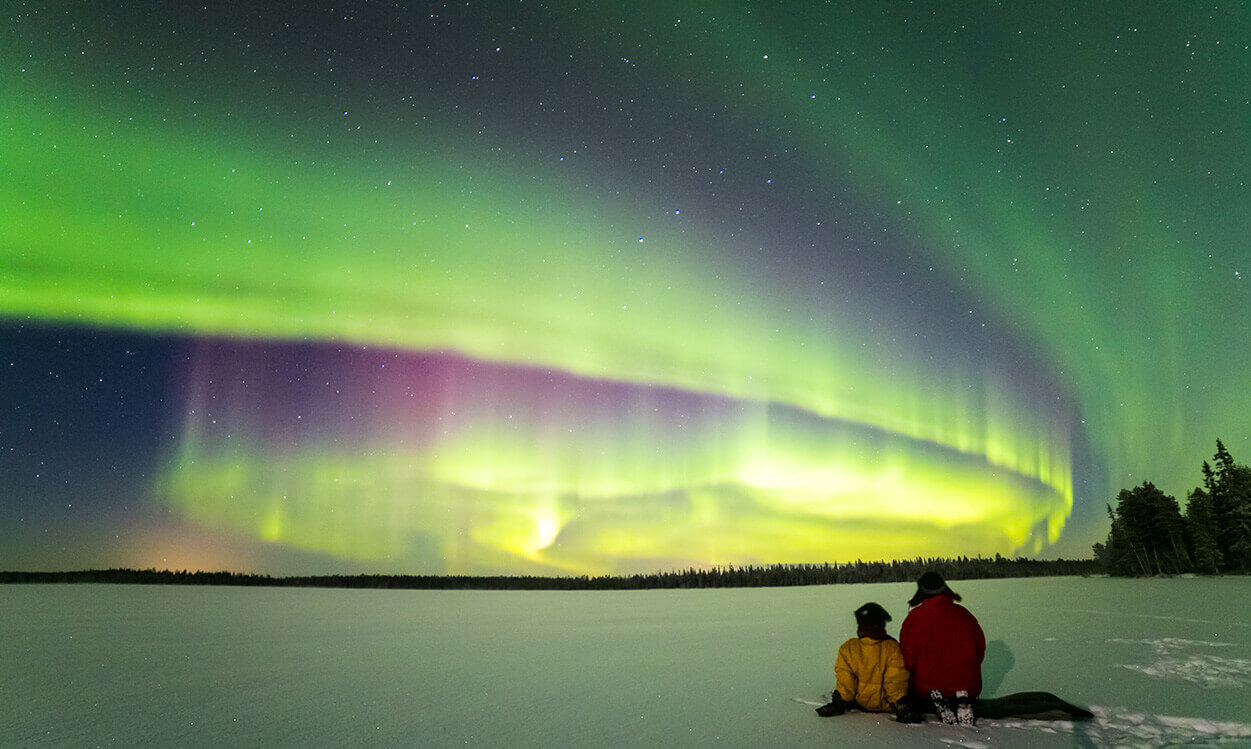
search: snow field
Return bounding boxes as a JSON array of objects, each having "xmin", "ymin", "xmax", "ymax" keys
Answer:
[{"xmin": 1, "ymin": 576, "xmax": 1249, "ymax": 748}]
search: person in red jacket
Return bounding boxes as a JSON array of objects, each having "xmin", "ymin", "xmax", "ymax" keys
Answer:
[{"xmin": 899, "ymin": 571, "xmax": 986, "ymax": 726}]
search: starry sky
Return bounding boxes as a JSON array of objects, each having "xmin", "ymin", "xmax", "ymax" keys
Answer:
[{"xmin": 2, "ymin": 2, "xmax": 1247, "ymax": 576}]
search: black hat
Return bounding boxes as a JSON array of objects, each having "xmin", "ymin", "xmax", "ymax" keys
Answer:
[
  {"xmin": 854, "ymin": 602, "xmax": 891, "ymax": 626},
  {"xmin": 909, "ymin": 571, "xmax": 960, "ymax": 606}
]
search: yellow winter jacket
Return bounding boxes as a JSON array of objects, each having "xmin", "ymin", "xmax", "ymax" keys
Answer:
[{"xmin": 834, "ymin": 636, "xmax": 910, "ymax": 712}]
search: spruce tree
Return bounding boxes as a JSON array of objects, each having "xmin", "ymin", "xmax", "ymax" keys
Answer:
[
  {"xmin": 1094, "ymin": 504, "xmax": 1134, "ymax": 575},
  {"xmin": 1184, "ymin": 487, "xmax": 1222, "ymax": 575},
  {"xmin": 1206, "ymin": 440, "xmax": 1251, "ymax": 572},
  {"xmin": 1214, "ymin": 440, "xmax": 1235, "ymax": 478},
  {"xmin": 1220, "ymin": 463, "xmax": 1251, "ymax": 572},
  {"xmin": 1098, "ymin": 482, "xmax": 1190, "ymax": 576}
]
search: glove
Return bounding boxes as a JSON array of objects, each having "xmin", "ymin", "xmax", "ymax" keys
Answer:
[{"xmin": 816, "ymin": 697, "xmax": 847, "ymax": 717}]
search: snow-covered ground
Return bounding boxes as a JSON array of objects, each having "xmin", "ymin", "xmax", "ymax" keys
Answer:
[{"xmin": 2, "ymin": 576, "xmax": 1249, "ymax": 748}]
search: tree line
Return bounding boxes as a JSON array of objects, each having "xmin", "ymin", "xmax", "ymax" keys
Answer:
[
  {"xmin": 1094, "ymin": 439, "xmax": 1251, "ymax": 576},
  {"xmin": 0, "ymin": 555, "xmax": 1098, "ymax": 591}
]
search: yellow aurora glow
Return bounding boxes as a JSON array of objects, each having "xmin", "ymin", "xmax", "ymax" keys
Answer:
[{"xmin": 155, "ymin": 344, "xmax": 1072, "ymax": 575}]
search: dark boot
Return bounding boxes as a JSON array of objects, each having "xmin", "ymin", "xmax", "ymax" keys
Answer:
[{"xmin": 892, "ymin": 697, "xmax": 925, "ymax": 724}]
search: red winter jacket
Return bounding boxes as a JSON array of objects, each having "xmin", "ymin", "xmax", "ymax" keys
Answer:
[{"xmin": 899, "ymin": 594, "xmax": 986, "ymax": 697}]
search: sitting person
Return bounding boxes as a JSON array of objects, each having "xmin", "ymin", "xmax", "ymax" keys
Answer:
[
  {"xmin": 899, "ymin": 571, "xmax": 986, "ymax": 726},
  {"xmin": 816, "ymin": 602, "xmax": 922, "ymax": 723}
]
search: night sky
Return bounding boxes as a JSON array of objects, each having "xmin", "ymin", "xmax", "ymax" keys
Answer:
[{"xmin": 2, "ymin": 2, "xmax": 1247, "ymax": 575}]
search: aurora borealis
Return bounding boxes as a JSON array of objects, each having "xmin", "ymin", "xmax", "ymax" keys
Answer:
[{"xmin": 2, "ymin": 2, "xmax": 1247, "ymax": 575}]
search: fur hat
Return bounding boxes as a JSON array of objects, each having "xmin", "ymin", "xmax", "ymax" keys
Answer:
[
  {"xmin": 853, "ymin": 602, "xmax": 891, "ymax": 626},
  {"xmin": 908, "ymin": 571, "xmax": 961, "ymax": 606}
]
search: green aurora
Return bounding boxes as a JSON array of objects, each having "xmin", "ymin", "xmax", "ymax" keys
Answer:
[{"xmin": 1, "ymin": 3, "xmax": 1246, "ymax": 574}]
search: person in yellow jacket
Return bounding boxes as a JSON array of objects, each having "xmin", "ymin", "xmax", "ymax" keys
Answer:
[{"xmin": 816, "ymin": 602, "xmax": 922, "ymax": 723}]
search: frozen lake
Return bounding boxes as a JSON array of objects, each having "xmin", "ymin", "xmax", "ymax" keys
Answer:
[{"xmin": 3, "ymin": 577, "xmax": 1249, "ymax": 747}]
